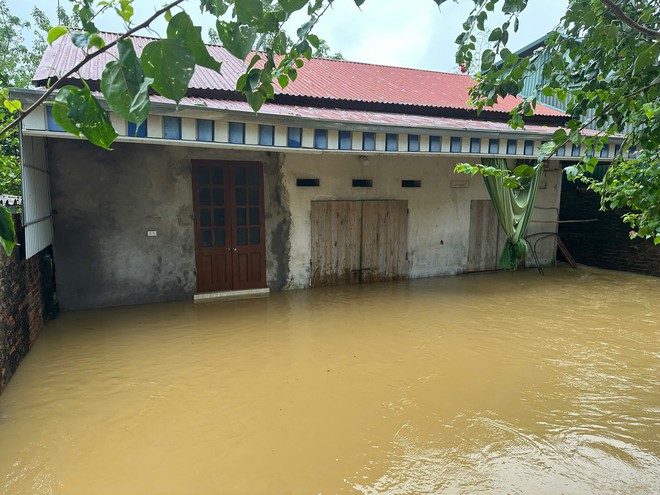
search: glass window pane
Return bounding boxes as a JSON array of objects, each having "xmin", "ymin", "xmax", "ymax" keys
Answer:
[
  {"xmin": 200, "ymin": 208, "xmax": 211, "ymax": 227},
  {"xmin": 199, "ymin": 188, "xmax": 211, "ymax": 205},
  {"xmin": 489, "ymin": 139, "xmax": 499, "ymax": 154},
  {"xmin": 339, "ymin": 130, "xmax": 351, "ymax": 150},
  {"xmin": 249, "ymin": 207, "xmax": 260, "ymax": 225},
  {"xmin": 470, "ymin": 138, "xmax": 481, "ymax": 153},
  {"xmin": 363, "ymin": 132, "xmax": 375, "ymax": 151},
  {"xmin": 572, "ymin": 144, "xmax": 580, "ymax": 157},
  {"xmin": 127, "ymin": 120, "xmax": 147, "ymax": 137},
  {"xmin": 259, "ymin": 125, "xmax": 274, "ymax": 146},
  {"xmin": 212, "ymin": 188, "xmax": 224, "ymax": 205},
  {"xmin": 450, "ymin": 137, "xmax": 461, "ymax": 153},
  {"xmin": 237, "ymin": 228, "xmax": 248, "ymax": 246},
  {"xmin": 556, "ymin": 145, "xmax": 566, "ymax": 156},
  {"xmin": 524, "ymin": 140, "xmax": 534, "ymax": 155},
  {"xmin": 507, "ymin": 139, "xmax": 517, "ymax": 155},
  {"xmin": 288, "ymin": 127, "xmax": 302, "ymax": 148},
  {"xmin": 211, "ymin": 167, "xmax": 223, "ymax": 185},
  {"xmin": 228, "ymin": 122, "xmax": 245, "ymax": 144},
  {"xmin": 235, "ymin": 167, "xmax": 246, "ymax": 185},
  {"xmin": 248, "ymin": 188, "xmax": 259, "ymax": 205},
  {"xmin": 386, "ymin": 133, "xmax": 398, "ymax": 151},
  {"xmin": 197, "ymin": 119, "xmax": 214, "ymax": 142},
  {"xmin": 236, "ymin": 207, "xmax": 247, "ymax": 226},
  {"xmin": 214, "ymin": 208, "xmax": 225, "ymax": 227},
  {"xmin": 201, "ymin": 229, "xmax": 212, "ymax": 247},
  {"xmin": 214, "ymin": 229, "xmax": 226, "ymax": 247},
  {"xmin": 163, "ymin": 116, "xmax": 181, "ymax": 139},
  {"xmin": 250, "ymin": 227, "xmax": 260, "ymax": 245},
  {"xmin": 408, "ymin": 135, "xmax": 419, "ymax": 152},
  {"xmin": 236, "ymin": 188, "xmax": 246, "ymax": 205},
  {"xmin": 247, "ymin": 167, "xmax": 259, "ymax": 185},
  {"xmin": 198, "ymin": 166, "xmax": 210, "ymax": 185},
  {"xmin": 429, "ymin": 136, "xmax": 441, "ymax": 152},
  {"xmin": 314, "ymin": 129, "xmax": 328, "ymax": 149}
]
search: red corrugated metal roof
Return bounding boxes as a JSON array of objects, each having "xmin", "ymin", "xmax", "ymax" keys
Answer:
[{"xmin": 34, "ymin": 32, "xmax": 564, "ymax": 117}]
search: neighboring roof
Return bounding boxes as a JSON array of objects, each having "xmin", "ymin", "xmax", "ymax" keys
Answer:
[{"xmin": 34, "ymin": 32, "xmax": 565, "ymax": 120}]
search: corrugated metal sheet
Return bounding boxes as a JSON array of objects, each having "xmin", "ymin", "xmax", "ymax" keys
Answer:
[
  {"xmin": 21, "ymin": 136, "xmax": 52, "ymax": 258},
  {"xmin": 34, "ymin": 32, "xmax": 564, "ymax": 117},
  {"xmin": 150, "ymin": 95, "xmax": 570, "ymax": 136}
]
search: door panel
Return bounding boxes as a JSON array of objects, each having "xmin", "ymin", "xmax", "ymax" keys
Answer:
[
  {"xmin": 311, "ymin": 200, "xmax": 407, "ymax": 287},
  {"xmin": 192, "ymin": 160, "xmax": 266, "ymax": 293},
  {"xmin": 467, "ymin": 199, "xmax": 501, "ymax": 272}
]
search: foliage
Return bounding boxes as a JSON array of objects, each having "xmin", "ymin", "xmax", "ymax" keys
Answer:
[{"xmin": 452, "ymin": 0, "xmax": 659, "ymax": 243}]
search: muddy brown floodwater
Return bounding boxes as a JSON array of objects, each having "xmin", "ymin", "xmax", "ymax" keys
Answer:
[{"xmin": 0, "ymin": 267, "xmax": 658, "ymax": 494}]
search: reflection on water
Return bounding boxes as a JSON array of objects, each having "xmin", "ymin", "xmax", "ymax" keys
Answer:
[{"xmin": 0, "ymin": 267, "xmax": 658, "ymax": 494}]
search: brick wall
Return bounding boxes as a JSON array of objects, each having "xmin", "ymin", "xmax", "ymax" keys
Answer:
[
  {"xmin": 559, "ymin": 177, "xmax": 660, "ymax": 277},
  {"xmin": 0, "ymin": 215, "xmax": 57, "ymax": 394}
]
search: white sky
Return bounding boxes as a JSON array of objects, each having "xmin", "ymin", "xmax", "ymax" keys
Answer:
[{"xmin": 7, "ymin": 0, "xmax": 568, "ymax": 72}]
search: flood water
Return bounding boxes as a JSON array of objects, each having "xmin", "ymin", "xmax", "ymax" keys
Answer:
[{"xmin": 0, "ymin": 267, "xmax": 658, "ymax": 494}]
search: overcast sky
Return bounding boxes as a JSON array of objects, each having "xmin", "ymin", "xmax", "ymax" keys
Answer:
[{"xmin": 7, "ymin": 0, "xmax": 568, "ymax": 73}]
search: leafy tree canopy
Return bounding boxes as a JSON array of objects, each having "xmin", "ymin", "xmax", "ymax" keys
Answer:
[{"xmin": 0, "ymin": 0, "xmax": 658, "ymax": 255}]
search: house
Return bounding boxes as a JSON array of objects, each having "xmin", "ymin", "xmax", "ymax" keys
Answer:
[{"xmin": 11, "ymin": 32, "xmax": 617, "ymax": 310}]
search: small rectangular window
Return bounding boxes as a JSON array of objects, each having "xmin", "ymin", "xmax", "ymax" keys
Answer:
[
  {"xmin": 507, "ymin": 139, "xmax": 517, "ymax": 155},
  {"xmin": 429, "ymin": 136, "xmax": 441, "ymax": 152},
  {"xmin": 339, "ymin": 130, "xmax": 352, "ymax": 150},
  {"xmin": 363, "ymin": 132, "xmax": 375, "ymax": 151},
  {"xmin": 385, "ymin": 133, "xmax": 398, "ymax": 151},
  {"xmin": 614, "ymin": 144, "xmax": 621, "ymax": 156},
  {"xmin": 524, "ymin": 139, "xmax": 534, "ymax": 155},
  {"xmin": 259, "ymin": 125, "xmax": 274, "ymax": 146},
  {"xmin": 229, "ymin": 122, "xmax": 245, "ymax": 144},
  {"xmin": 599, "ymin": 145, "xmax": 609, "ymax": 158},
  {"xmin": 352, "ymin": 179, "xmax": 373, "ymax": 188},
  {"xmin": 296, "ymin": 178, "xmax": 320, "ymax": 187},
  {"xmin": 163, "ymin": 116, "xmax": 182, "ymax": 140},
  {"xmin": 402, "ymin": 180, "xmax": 421, "ymax": 188},
  {"xmin": 408, "ymin": 134, "xmax": 420, "ymax": 152},
  {"xmin": 556, "ymin": 144, "xmax": 566, "ymax": 156},
  {"xmin": 288, "ymin": 127, "xmax": 302, "ymax": 148},
  {"xmin": 46, "ymin": 106, "xmax": 65, "ymax": 132},
  {"xmin": 571, "ymin": 144, "xmax": 580, "ymax": 157},
  {"xmin": 314, "ymin": 129, "xmax": 328, "ymax": 149},
  {"xmin": 127, "ymin": 120, "xmax": 147, "ymax": 137},
  {"xmin": 488, "ymin": 138, "xmax": 499, "ymax": 154},
  {"xmin": 450, "ymin": 136, "xmax": 462, "ymax": 153},
  {"xmin": 470, "ymin": 138, "xmax": 481, "ymax": 153},
  {"xmin": 197, "ymin": 119, "xmax": 214, "ymax": 142}
]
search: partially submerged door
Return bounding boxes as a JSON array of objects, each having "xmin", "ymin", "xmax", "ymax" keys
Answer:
[
  {"xmin": 311, "ymin": 200, "xmax": 408, "ymax": 287},
  {"xmin": 192, "ymin": 160, "xmax": 266, "ymax": 293},
  {"xmin": 467, "ymin": 199, "xmax": 501, "ymax": 272}
]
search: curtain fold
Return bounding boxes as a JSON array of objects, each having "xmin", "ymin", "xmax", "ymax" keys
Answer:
[{"xmin": 482, "ymin": 158, "xmax": 542, "ymax": 270}]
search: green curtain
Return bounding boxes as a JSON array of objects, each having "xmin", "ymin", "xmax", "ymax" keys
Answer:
[{"xmin": 482, "ymin": 158, "xmax": 542, "ymax": 271}]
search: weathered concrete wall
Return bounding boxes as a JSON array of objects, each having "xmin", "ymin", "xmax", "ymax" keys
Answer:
[
  {"xmin": 0, "ymin": 216, "xmax": 57, "ymax": 394},
  {"xmin": 48, "ymin": 140, "xmax": 287, "ymax": 310},
  {"xmin": 281, "ymin": 153, "xmax": 562, "ymax": 287}
]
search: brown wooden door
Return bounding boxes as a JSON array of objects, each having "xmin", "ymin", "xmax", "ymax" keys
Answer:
[
  {"xmin": 192, "ymin": 160, "xmax": 266, "ymax": 293},
  {"xmin": 311, "ymin": 200, "xmax": 408, "ymax": 287}
]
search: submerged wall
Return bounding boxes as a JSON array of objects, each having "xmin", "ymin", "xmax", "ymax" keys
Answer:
[
  {"xmin": 0, "ymin": 216, "xmax": 57, "ymax": 394},
  {"xmin": 559, "ymin": 176, "xmax": 660, "ymax": 277},
  {"xmin": 47, "ymin": 138, "xmax": 562, "ymax": 310}
]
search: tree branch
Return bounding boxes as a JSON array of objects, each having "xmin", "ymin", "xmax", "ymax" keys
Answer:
[
  {"xmin": 600, "ymin": 0, "xmax": 660, "ymax": 40},
  {"xmin": 0, "ymin": 0, "xmax": 185, "ymax": 137}
]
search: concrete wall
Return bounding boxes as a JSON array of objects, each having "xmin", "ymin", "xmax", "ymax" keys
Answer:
[
  {"xmin": 281, "ymin": 152, "xmax": 562, "ymax": 287},
  {"xmin": 48, "ymin": 139, "xmax": 562, "ymax": 310},
  {"xmin": 48, "ymin": 140, "xmax": 287, "ymax": 310}
]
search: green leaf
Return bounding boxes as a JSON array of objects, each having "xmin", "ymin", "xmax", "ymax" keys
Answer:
[
  {"xmin": 538, "ymin": 141, "xmax": 556, "ymax": 161},
  {"xmin": 245, "ymin": 90, "xmax": 264, "ymax": 112},
  {"xmin": 116, "ymin": 0, "xmax": 134, "ymax": 22},
  {"xmin": 200, "ymin": 0, "xmax": 229, "ymax": 16},
  {"xmin": 0, "ymin": 205, "xmax": 16, "ymax": 256},
  {"xmin": 512, "ymin": 164, "xmax": 534, "ymax": 178},
  {"xmin": 48, "ymin": 26, "xmax": 67, "ymax": 45},
  {"xmin": 53, "ymin": 86, "xmax": 118, "ymax": 149},
  {"xmin": 633, "ymin": 43, "xmax": 658, "ymax": 75},
  {"xmin": 101, "ymin": 39, "xmax": 151, "ymax": 125},
  {"xmin": 140, "ymin": 39, "xmax": 195, "ymax": 102},
  {"xmin": 3, "ymin": 99, "xmax": 21, "ymax": 113},
  {"xmin": 71, "ymin": 32, "xmax": 92, "ymax": 48},
  {"xmin": 552, "ymin": 128, "xmax": 567, "ymax": 144},
  {"xmin": 216, "ymin": 20, "xmax": 257, "ymax": 60},
  {"xmin": 167, "ymin": 12, "xmax": 221, "ymax": 72},
  {"xmin": 354, "ymin": 0, "xmax": 366, "ymax": 6},
  {"xmin": 280, "ymin": 0, "xmax": 308, "ymax": 13},
  {"xmin": 235, "ymin": 0, "xmax": 263, "ymax": 24}
]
